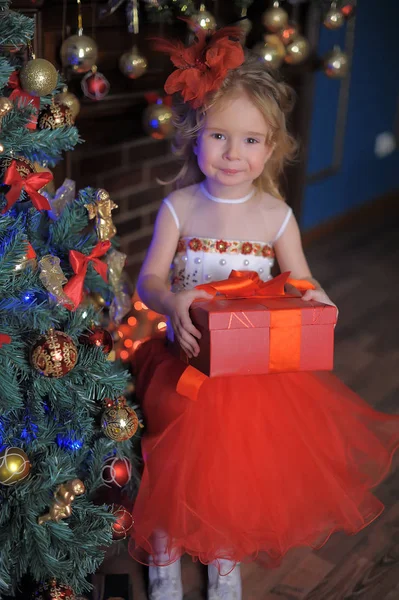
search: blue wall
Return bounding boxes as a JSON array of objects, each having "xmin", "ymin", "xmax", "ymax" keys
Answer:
[{"xmin": 302, "ymin": 0, "xmax": 399, "ymax": 230}]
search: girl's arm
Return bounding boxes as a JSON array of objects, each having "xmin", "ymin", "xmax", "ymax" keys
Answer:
[
  {"xmin": 274, "ymin": 213, "xmax": 337, "ymax": 307},
  {"xmin": 137, "ymin": 200, "xmax": 212, "ymax": 357}
]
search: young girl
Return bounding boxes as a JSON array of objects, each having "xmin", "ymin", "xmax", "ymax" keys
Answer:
[{"xmin": 128, "ymin": 27, "xmax": 399, "ymax": 600}]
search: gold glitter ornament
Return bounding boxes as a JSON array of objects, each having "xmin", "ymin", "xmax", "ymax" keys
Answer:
[
  {"xmin": 30, "ymin": 329, "xmax": 78, "ymax": 378},
  {"xmin": 189, "ymin": 3, "xmax": 217, "ymax": 31},
  {"xmin": 119, "ymin": 46, "xmax": 148, "ymax": 79},
  {"xmin": 101, "ymin": 397, "xmax": 139, "ymax": 441},
  {"xmin": 143, "ymin": 103, "xmax": 174, "ymax": 140},
  {"xmin": 324, "ymin": 2, "xmax": 345, "ymax": 29},
  {"xmin": 19, "ymin": 59, "xmax": 58, "ymax": 97},
  {"xmin": 0, "ymin": 447, "xmax": 31, "ymax": 486},
  {"xmin": 323, "ymin": 46, "xmax": 349, "ymax": 78},
  {"xmin": 284, "ymin": 35, "xmax": 310, "ymax": 65},
  {"xmin": 54, "ymin": 91, "xmax": 80, "ymax": 120},
  {"xmin": 262, "ymin": 1, "xmax": 288, "ymax": 33},
  {"xmin": 60, "ymin": 34, "xmax": 98, "ymax": 74},
  {"xmin": 0, "ymin": 97, "xmax": 13, "ymax": 121},
  {"xmin": 253, "ymin": 35, "xmax": 286, "ymax": 69}
]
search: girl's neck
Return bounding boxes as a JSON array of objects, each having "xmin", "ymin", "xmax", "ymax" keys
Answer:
[{"xmin": 200, "ymin": 180, "xmax": 256, "ymax": 203}]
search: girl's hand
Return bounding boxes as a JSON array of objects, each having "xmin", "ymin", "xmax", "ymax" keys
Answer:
[
  {"xmin": 301, "ymin": 288, "xmax": 339, "ymax": 323},
  {"xmin": 164, "ymin": 289, "xmax": 213, "ymax": 358}
]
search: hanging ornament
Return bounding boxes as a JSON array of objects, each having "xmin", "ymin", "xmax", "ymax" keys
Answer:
[
  {"xmin": 38, "ymin": 255, "xmax": 71, "ymax": 306},
  {"xmin": 119, "ymin": 45, "xmax": 148, "ymax": 79},
  {"xmin": 0, "ymin": 447, "xmax": 31, "ymax": 486},
  {"xmin": 262, "ymin": 1, "xmax": 288, "ymax": 33},
  {"xmin": 47, "ymin": 179, "xmax": 76, "ymax": 219},
  {"xmin": 143, "ymin": 94, "xmax": 174, "ymax": 140},
  {"xmin": 111, "ymin": 504, "xmax": 134, "ymax": 540},
  {"xmin": 279, "ymin": 22, "xmax": 298, "ymax": 46},
  {"xmin": 102, "ymin": 456, "xmax": 132, "ymax": 488},
  {"xmin": 106, "ymin": 248, "xmax": 132, "ymax": 324},
  {"xmin": 30, "ymin": 329, "xmax": 78, "ymax": 378},
  {"xmin": 0, "ymin": 97, "xmax": 13, "ymax": 124},
  {"xmin": 324, "ymin": 1, "xmax": 345, "ymax": 30},
  {"xmin": 85, "ymin": 188, "xmax": 117, "ymax": 241},
  {"xmin": 189, "ymin": 3, "xmax": 217, "ymax": 31},
  {"xmin": 38, "ymin": 100, "xmax": 74, "ymax": 130},
  {"xmin": 253, "ymin": 35, "xmax": 286, "ymax": 69},
  {"xmin": 284, "ymin": 35, "xmax": 310, "ymax": 64},
  {"xmin": 14, "ymin": 241, "xmax": 37, "ymax": 273},
  {"xmin": 19, "ymin": 59, "xmax": 58, "ymax": 97},
  {"xmin": 38, "ymin": 479, "xmax": 85, "ymax": 525},
  {"xmin": 79, "ymin": 326, "xmax": 113, "ymax": 354},
  {"xmin": 101, "ymin": 396, "xmax": 140, "ymax": 441},
  {"xmin": 54, "ymin": 90, "xmax": 81, "ymax": 120},
  {"xmin": 61, "ymin": 34, "xmax": 98, "ymax": 74},
  {"xmin": 81, "ymin": 66, "xmax": 110, "ymax": 101},
  {"xmin": 323, "ymin": 46, "xmax": 349, "ymax": 78},
  {"xmin": 31, "ymin": 579, "xmax": 76, "ymax": 599},
  {"xmin": 235, "ymin": 7, "xmax": 252, "ymax": 41}
]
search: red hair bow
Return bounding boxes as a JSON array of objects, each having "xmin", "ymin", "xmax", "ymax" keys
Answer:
[{"xmin": 155, "ymin": 26, "xmax": 245, "ymax": 109}]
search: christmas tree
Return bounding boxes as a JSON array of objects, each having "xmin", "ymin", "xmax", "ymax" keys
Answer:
[{"xmin": 0, "ymin": 2, "xmax": 138, "ymax": 598}]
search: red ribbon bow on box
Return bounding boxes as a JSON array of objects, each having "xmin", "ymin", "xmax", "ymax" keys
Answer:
[
  {"xmin": 64, "ymin": 241, "xmax": 111, "ymax": 310},
  {"xmin": 196, "ymin": 270, "xmax": 315, "ymax": 298},
  {"xmin": 2, "ymin": 160, "xmax": 52, "ymax": 214},
  {"xmin": 8, "ymin": 71, "xmax": 40, "ymax": 130}
]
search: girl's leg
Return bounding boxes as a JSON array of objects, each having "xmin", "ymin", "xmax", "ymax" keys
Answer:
[
  {"xmin": 207, "ymin": 559, "xmax": 242, "ymax": 600},
  {"xmin": 148, "ymin": 530, "xmax": 183, "ymax": 600}
]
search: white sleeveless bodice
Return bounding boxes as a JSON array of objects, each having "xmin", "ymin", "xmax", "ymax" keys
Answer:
[{"xmin": 170, "ymin": 235, "xmax": 275, "ymax": 291}]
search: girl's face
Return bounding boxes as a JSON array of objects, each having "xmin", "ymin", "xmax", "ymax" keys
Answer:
[{"xmin": 195, "ymin": 91, "xmax": 273, "ymax": 195}]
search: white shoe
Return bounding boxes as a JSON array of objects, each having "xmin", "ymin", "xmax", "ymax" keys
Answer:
[
  {"xmin": 148, "ymin": 559, "xmax": 183, "ymax": 600},
  {"xmin": 208, "ymin": 561, "xmax": 242, "ymax": 600}
]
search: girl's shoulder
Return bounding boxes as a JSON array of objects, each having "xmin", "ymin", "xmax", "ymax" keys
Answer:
[
  {"xmin": 163, "ymin": 183, "xmax": 200, "ymax": 214},
  {"xmin": 257, "ymin": 190, "xmax": 290, "ymax": 218}
]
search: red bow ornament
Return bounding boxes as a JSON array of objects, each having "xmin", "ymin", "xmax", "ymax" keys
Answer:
[
  {"xmin": 155, "ymin": 26, "xmax": 245, "ymax": 109},
  {"xmin": 8, "ymin": 71, "xmax": 40, "ymax": 130},
  {"xmin": 64, "ymin": 241, "xmax": 111, "ymax": 310},
  {"xmin": 0, "ymin": 333, "xmax": 11, "ymax": 348},
  {"xmin": 2, "ymin": 160, "xmax": 52, "ymax": 214}
]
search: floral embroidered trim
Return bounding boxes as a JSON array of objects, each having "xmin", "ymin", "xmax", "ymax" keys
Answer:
[{"xmin": 176, "ymin": 237, "xmax": 275, "ymax": 258}]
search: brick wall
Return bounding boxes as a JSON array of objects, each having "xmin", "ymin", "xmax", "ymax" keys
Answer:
[{"xmin": 70, "ymin": 137, "xmax": 179, "ymax": 281}]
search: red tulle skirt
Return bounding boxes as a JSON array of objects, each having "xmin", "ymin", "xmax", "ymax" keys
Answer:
[{"xmin": 129, "ymin": 338, "xmax": 399, "ymax": 571}]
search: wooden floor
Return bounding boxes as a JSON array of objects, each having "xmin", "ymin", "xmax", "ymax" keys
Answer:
[{"xmin": 93, "ymin": 218, "xmax": 399, "ymax": 600}]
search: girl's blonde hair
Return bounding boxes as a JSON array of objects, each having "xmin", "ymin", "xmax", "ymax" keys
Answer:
[{"xmin": 167, "ymin": 53, "xmax": 297, "ymax": 200}]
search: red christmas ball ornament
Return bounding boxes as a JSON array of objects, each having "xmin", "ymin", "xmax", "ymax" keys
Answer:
[
  {"xmin": 30, "ymin": 329, "xmax": 78, "ymax": 378},
  {"xmin": 102, "ymin": 456, "xmax": 132, "ymax": 488},
  {"xmin": 79, "ymin": 326, "xmax": 113, "ymax": 354},
  {"xmin": 81, "ymin": 67, "xmax": 110, "ymax": 101},
  {"xmin": 111, "ymin": 504, "xmax": 134, "ymax": 540},
  {"xmin": 31, "ymin": 578, "xmax": 76, "ymax": 599}
]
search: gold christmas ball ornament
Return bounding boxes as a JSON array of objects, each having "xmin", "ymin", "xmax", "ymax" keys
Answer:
[
  {"xmin": 284, "ymin": 35, "xmax": 310, "ymax": 65},
  {"xmin": 189, "ymin": 3, "xmax": 217, "ymax": 31},
  {"xmin": 19, "ymin": 59, "xmax": 58, "ymax": 97},
  {"xmin": 30, "ymin": 329, "xmax": 78, "ymax": 378},
  {"xmin": 54, "ymin": 91, "xmax": 80, "ymax": 120},
  {"xmin": 143, "ymin": 103, "xmax": 174, "ymax": 140},
  {"xmin": 324, "ymin": 2, "xmax": 345, "ymax": 29},
  {"xmin": 323, "ymin": 46, "xmax": 349, "ymax": 78},
  {"xmin": 38, "ymin": 101, "xmax": 74, "ymax": 130},
  {"xmin": 0, "ymin": 97, "xmax": 13, "ymax": 119},
  {"xmin": 253, "ymin": 37, "xmax": 285, "ymax": 69},
  {"xmin": 0, "ymin": 447, "xmax": 31, "ymax": 486},
  {"xmin": 262, "ymin": 1, "xmax": 289, "ymax": 33},
  {"xmin": 60, "ymin": 34, "xmax": 98, "ymax": 74},
  {"xmin": 101, "ymin": 397, "xmax": 139, "ymax": 441},
  {"xmin": 119, "ymin": 46, "xmax": 148, "ymax": 79}
]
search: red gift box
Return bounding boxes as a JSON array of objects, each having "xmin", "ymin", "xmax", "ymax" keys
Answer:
[{"xmin": 171, "ymin": 271, "xmax": 337, "ymax": 377}]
